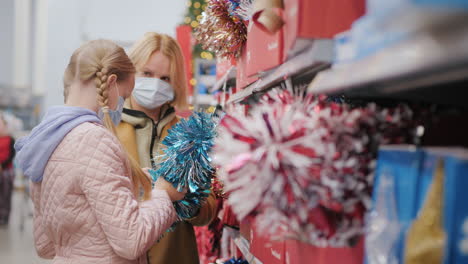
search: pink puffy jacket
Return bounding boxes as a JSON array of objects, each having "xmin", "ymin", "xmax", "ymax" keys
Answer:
[{"xmin": 30, "ymin": 122, "xmax": 176, "ymax": 264}]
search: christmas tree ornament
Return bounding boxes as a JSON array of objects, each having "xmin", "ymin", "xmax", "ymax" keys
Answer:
[
  {"xmin": 195, "ymin": 0, "xmax": 248, "ymax": 58},
  {"xmin": 150, "ymin": 112, "xmax": 218, "ymax": 219}
]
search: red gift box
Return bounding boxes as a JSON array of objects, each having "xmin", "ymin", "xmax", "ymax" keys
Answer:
[
  {"xmin": 221, "ymin": 203, "xmax": 240, "ymax": 228},
  {"xmin": 250, "ymin": 222, "xmax": 285, "ymax": 264},
  {"xmin": 176, "ymin": 25, "xmax": 194, "ymax": 95},
  {"xmin": 285, "ymin": 240, "xmax": 320, "ymax": 264},
  {"xmin": 236, "ymin": 47, "xmax": 258, "ymax": 90},
  {"xmin": 239, "ymin": 218, "xmax": 253, "ymax": 243},
  {"xmin": 285, "ymin": 237, "xmax": 365, "ymax": 264},
  {"xmin": 284, "ymin": 0, "xmax": 365, "ymax": 59},
  {"xmin": 215, "ymin": 92, "xmax": 231, "ymax": 105},
  {"xmin": 245, "ymin": 8, "xmax": 284, "ymax": 77}
]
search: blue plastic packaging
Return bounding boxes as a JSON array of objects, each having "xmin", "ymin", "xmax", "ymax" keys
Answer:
[
  {"xmin": 419, "ymin": 149, "xmax": 468, "ymax": 264},
  {"xmin": 368, "ymin": 146, "xmax": 424, "ymax": 263},
  {"xmin": 367, "ymin": 146, "xmax": 468, "ymax": 264},
  {"xmin": 333, "ymin": 0, "xmax": 468, "ymax": 63}
]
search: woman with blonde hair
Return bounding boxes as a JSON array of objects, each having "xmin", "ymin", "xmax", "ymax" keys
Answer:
[
  {"xmin": 116, "ymin": 32, "xmax": 217, "ymax": 264},
  {"xmin": 15, "ymin": 39, "xmax": 185, "ymax": 263}
]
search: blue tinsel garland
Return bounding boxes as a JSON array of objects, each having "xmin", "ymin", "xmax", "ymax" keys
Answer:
[{"xmin": 150, "ymin": 111, "xmax": 218, "ymax": 220}]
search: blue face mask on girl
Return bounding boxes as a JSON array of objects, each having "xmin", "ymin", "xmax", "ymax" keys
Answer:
[{"xmin": 98, "ymin": 96, "xmax": 125, "ymax": 126}]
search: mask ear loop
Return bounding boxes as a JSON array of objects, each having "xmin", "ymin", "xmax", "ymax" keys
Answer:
[{"xmin": 104, "ymin": 82, "xmax": 122, "ymax": 113}]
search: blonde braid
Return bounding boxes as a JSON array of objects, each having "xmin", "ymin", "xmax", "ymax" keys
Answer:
[
  {"xmin": 95, "ymin": 67, "xmax": 109, "ymax": 110},
  {"xmin": 95, "ymin": 67, "xmax": 118, "ymax": 136}
]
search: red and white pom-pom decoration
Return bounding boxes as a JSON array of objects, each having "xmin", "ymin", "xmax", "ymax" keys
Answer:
[{"xmin": 214, "ymin": 89, "xmax": 417, "ymax": 247}]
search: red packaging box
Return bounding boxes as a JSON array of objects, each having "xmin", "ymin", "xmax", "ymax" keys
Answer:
[
  {"xmin": 221, "ymin": 203, "xmax": 240, "ymax": 228},
  {"xmin": 284, "ymin": 0, "xmax": 365, "ymax": 58},
  {"xmin": 216, "ymin": 57, "xmax": 236, "ymax": 80},
  {"xmin": 215, "ymin": 92, "xmax": 231, "ymax": 105},
  {"xmin": 285, "ymin": 237, "xmax": 365, "ymax": 264},
  {"xmin": 245, "ymin": 8, "xmax": 284, "ymax": 77},
  {"xmin": 250, "ymin": 223, "xmax": 285, "ymax": 264},
  {"xmin": 285, "ymin": 240, "xmax": 320, "ymax": 264},
  {"xmin": 236, "ymin": 47, "xmax": 258, "ymax": 89},
  {"xmin": 176, "ymin": 25, "xmax": 194, "ymax": 95},
  {"xmin": 239, "ymin": 218, "xmax": 253, "ymax": 242}
]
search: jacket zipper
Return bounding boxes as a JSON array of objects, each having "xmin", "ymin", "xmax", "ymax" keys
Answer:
[
  {"xmin": 149, "ymin": 122, "xmax": 157, "ymax": 168},
  {"xmin": 149, "ymin": 109, "xmax": 165, "ymax": 168}
]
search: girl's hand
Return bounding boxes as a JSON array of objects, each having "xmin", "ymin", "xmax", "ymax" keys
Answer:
[
  {"xmin": 153, "ymin": 176, "xmax": 187, "ymax": 202},
  {"xmin": 142, "ymin": 167, "xmax": 152, "ymax": 180}
]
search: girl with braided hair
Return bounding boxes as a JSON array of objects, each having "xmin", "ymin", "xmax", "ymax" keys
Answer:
[{"xmin": 15, "ymin": 39, "xmax": 185, "ymax": 264}]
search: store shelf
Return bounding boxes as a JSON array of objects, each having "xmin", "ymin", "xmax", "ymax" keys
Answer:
[
  {"xmin": 233, "ymin": 236, "xmax": 263, "ymax": 264},
  {"xmin": 228, "ymin": 83, "xmax": 257, "ymax": 104},
  {"xmin": 309, "ymin": 16, "xmax": 468, "ymax": 108},
  {"xmin": 199, "ymin": 75, "xmax": 217, "ymax": 87},
  {"xmin": 224, "ymin": 227, "xmax": 263, "ymax": 264},
  {"xmin": 228, "ymin": 39, "xmax": 334, "ymax": 104},
  {"xmin": 210, "ymin": 66, "xmax": 237, "ymax": 93},
  {"xmin": 194, "ymin": 94, "xmax": 217, "ymax": 106}
]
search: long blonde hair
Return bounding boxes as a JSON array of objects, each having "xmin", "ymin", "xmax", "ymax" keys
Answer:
[
  {"xmin": 129, "ymin": 32, "xmax": 189, "ymax": 110},
  {"xmin": 63, "ymin": 39, "xmax": 152, "ymax": 200}
]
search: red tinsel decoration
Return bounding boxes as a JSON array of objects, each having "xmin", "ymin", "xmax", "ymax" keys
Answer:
[{"xmin": 195, "ymin": 0, "xmax": 248, "ymax": 59}]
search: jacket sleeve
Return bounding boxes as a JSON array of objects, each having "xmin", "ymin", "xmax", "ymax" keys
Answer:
[
  {"xmin": 187, "ymin": 191, "xmax": 217, "ymax": 226},
  {"xmin": 30, "ymin": 183, "xmax": 56, "ymax": 259},
  {"xmin": 80, "ymin": 129, "xmax": 176, "ymax": 260}
]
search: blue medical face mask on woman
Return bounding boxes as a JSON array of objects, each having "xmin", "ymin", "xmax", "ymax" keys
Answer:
[{"xmin": 98, "ymin": 91, "xmax": 125, "ymax": 126}]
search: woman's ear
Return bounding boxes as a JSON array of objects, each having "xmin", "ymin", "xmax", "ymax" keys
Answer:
[{"xmin": 107, "ymin": 74, "xmax": 117, "ymax": 88}]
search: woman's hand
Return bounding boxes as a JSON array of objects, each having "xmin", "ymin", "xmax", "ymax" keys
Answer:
[{"xmin": 153, "ymin": 176, "xmax": 187, "ymax": 202}]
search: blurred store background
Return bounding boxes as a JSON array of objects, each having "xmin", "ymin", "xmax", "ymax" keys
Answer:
[{"xmin": 0, "ymin": 0, "xmax": 193, "ymax": 131}]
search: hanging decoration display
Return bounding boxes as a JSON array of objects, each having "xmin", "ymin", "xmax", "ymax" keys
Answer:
[
  {"xmin": 214, "ymin": 88, "xmax": 421, "ymax": 247},
  {"xmin": 227, "ymin": 0, "xmax": 254, "ymax": 21},
  {"xmin": 211, "ymin": 175, "xmax": 226, "ymax": 199},
  {"xmin": 150, "ymin": 112, "xmax": 218, "ymax": 220},
  {"xmin": 195, "ymin": 0, "xmax": 250, "ymax": 59}
]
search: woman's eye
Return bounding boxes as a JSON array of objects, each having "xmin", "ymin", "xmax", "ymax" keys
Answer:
[
  {"xmin": 161, "ymin": 76, "xmax": 171, "ymax": 82},
  {"xmin": 143, "ymin": 72, "xmax": 152, "ymax": 77}
]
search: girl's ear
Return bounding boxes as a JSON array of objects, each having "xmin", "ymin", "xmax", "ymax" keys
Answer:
[{"xmin": 107, "ymin": 74, "xmax": 117, "ymax": 88}]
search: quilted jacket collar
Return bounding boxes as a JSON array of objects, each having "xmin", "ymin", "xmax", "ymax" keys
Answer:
[{"xmin": 15, "ymin": 106, "xmax": 101, "ymax": 182}]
